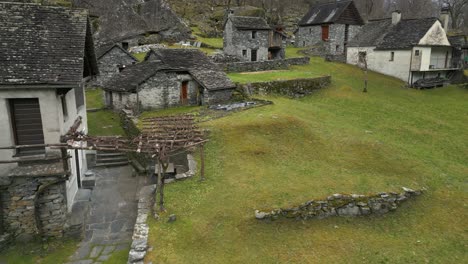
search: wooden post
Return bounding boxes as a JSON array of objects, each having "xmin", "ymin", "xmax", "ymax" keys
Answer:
[
  {"xmin": 200, "ymin": 144, "xmax": 205, "ymax": 181},
  {"xmin": 60, "ymin": 147, "xmax": 70, "ymax": 176},
  {"xmin": 159, "ymin": 159, "xmax": 168, "ymax": 212},
  {"xmin": 363, "ymin": 57, "xmax": 368, "ymax": 93}
]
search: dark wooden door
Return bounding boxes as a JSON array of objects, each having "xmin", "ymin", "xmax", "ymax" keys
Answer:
[
  {"xmin": 251, "ymin": 49, "xmax": 257, "ymax": 62},
  {"xmin": 181, "ymin": 81, "xmax": 188, "ymax": 104},
  {"xmin": 10, "ymin": 98, "xmax": 45, "ymax": 155}
]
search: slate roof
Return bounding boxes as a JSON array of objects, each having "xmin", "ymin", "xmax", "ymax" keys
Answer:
[
  {"xmin": 349, "ymin": 17, "xmax": 441, "ymax": 50},
  {"xmin": 376, "ymin": 17, "xmax": 439, "ymax": 50},
  {"xmin": 298, "ymin": 0, "xmax": 363, "ymax": 26},
  {"xmin": 448, "ymin": 35, "xmax": 468, "ymax": 48},
  {"xmin": 96, "ymin": 44, "xmax": 138, "ymax": 61},
  {"xmin": 104, "ymin": 49, "xmax": 235, "ymax": 92},
  {"xmin": 0, "ymin": 2, "xmax": 98, "ymax": 86},
  {"xmin": 230, "ymin": 16, "xmax": 271, "ymax": 30},
  {"xmin": 348, "ymin": 19, "xmax": 393, "ymax": 47},
  {"xmin": 151, "ymin": 49, "xmax": 236, "ymax": 91},
  {"xmin": 103, "ymin": 61, "xmax": 177, "ymax": 92}
]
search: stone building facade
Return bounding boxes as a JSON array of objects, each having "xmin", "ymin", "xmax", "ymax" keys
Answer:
[
  {"xmin": 295, "ymin": 0, "xmax": 364, "ymax": 58},
  {"xmin": 223, "ymin": 14, "xmax": 285, "ymax": 62},
  {"xmin": 94, "ymin": 44, "xmax": 138, "ymax": 86},
  {"xmin": 0, "ymin": 2, "xmax": 98, "ymax": 240},
  {"xmin": 103, "ymin": 49, "xmax": 236, "ymax": 111}
]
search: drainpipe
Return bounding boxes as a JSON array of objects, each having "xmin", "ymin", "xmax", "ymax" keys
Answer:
[{"xmin": 408, "ymin": 48, "xmax": 414, "ymax": 87}]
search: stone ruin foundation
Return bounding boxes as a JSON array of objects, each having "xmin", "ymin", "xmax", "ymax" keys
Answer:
[{"xmin": 255, "ymin": 187, "xmax": 424, "ymax": 221}]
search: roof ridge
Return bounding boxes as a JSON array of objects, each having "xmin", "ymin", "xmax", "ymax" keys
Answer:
[
  {"xmin": 0, "ymin": 1, "xmax": 86, "ymax": 11},
  {"xmin": 312, "ymin": 0, "xmax": 352, "ymax": 7}
]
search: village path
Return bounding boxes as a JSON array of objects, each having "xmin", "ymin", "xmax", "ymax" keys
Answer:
[{"xmin": 67, "ymin": 166, "xmax": 143, "ymax": 264}]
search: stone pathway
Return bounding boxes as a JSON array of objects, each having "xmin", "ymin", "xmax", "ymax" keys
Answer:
[{"xmin": 67, "ymin": 166, "xmax": 141, "ymax": 264}]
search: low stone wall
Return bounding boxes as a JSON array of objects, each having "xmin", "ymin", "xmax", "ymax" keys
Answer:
[
  {"xmin": 255, "ymin": 187, "xmax": 424, "ymax": 221},
  {"xmin": 239, "ymin": 76, "xmax": 331, "ymax": 98},
  {"xmin": 128, "ymin": 184, "xmax": 156, "ymax": 264},
  {"xmin": 218, "ymin": 57, "xmax": 310, "ymax": 73},
  {"xmin": 0, "ymin": 176, "xmax": 68, "ymax": 239},
  {"xmin": 120, "ymin": 110, "xmax": 150, "ymax": 173}
]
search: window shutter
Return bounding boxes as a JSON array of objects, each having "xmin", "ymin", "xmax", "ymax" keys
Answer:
[{"xmin": 10, "ymin": 98, "xmax": 45, "ymax": 155}]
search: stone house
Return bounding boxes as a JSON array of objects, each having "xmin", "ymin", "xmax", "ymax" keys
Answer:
[
  {"xmin": 103, "ymin": 49, "xmax": 236, "ymax": 110},
  {"xmin": 0, "ymin": 2, "xmax": 98, "ymax": 240},
  {"xmin": 295, "ymin": 0, "xmax": 364, "ymax": 58},
  {"xmin": 448, "ymin": 35, "xmax": 468, "ymax": 69},
  {"xmin": 93, "ymin": 44, "xmax": 138, "ymax": 86},
  {"xmin": 223, "ymin": 14, "xmax": 286, "ymax": 61},
  {"xmin": 346, "ymin": 11, "xmax": 459, "ymax": 86}
]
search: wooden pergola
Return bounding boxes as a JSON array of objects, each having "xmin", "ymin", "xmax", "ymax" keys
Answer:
[{"xmin": 0, "ymin": 114, "xmax": 207, "ymax": 212}]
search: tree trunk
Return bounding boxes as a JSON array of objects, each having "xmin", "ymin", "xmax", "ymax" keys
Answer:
[{"xmin": 159, "ymin": 159, "xmax": 169, "ymax": 212}]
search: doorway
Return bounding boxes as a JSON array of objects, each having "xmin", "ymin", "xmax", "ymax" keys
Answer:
[{"xmin": 180, "ymin": 81, "xmax": 189, "ymax": 105}]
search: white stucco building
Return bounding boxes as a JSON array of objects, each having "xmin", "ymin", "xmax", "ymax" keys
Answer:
[{"xmin": 347, "ymin": 11, "xmax": 459, "ymax": 87}]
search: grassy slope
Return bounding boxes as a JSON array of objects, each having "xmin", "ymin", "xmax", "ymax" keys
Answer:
[
  {"xmin": 85, "ymin": 88, "xmax": 105, "ymax": 109},
  {"xmin": 191, "ymin": 27, "xmax": 223, "ymax": 49},
  {"xmin": 87, "ymin": 110, "xmax": 124, "ymax": 136},
  {"xmin": 0, "ymin": 240, "xmax": 77, "ymax": 264},
  {"xmin": 146, "ymin": 57, "xmax": 468, "ymax": 263}
]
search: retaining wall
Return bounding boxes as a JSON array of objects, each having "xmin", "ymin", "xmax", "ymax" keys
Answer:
[
  {"xmin": 218, "ymin": 57, "xmax": 310, "ymax": 73},
  {"xmin": 255, "ymin": 187, "xmax": 424, "ymax": 221},
  {"xmin": 239, "ymin": 76, "xmax": 331, "ymax": 98}
]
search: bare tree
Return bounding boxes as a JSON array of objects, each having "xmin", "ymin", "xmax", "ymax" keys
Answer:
[{"xmin": 440, "ymin": 0, "xmax": 468, "ymax": 29}]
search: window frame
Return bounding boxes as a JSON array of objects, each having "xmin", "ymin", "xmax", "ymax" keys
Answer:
[
  {"xmin": 252, "ymin": 31, "xmax": 257, "ymax": 39},
  {"xmin": 390, "ymin": 51, "xmax": 395, "ymax": 61}
]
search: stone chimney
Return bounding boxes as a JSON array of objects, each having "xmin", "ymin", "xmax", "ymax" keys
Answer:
[
  {"xmin": 392, "ymin": 10, "xmax": 401, "ymax": 25},
  {"xmin": 440, "ymin": 5, "xmax": 450, "ymax": 32}
]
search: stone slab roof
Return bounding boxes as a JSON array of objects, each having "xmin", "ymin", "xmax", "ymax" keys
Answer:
[
  {"xmin": 102, "ymin": 61, "xmax": 176, "ymax": 92},
  {"xmin": 298, "ymin": 0, "xmax": 363, "ymax": 26},
  {"xmin": 376, "ymin": 17, "xmax": 438, "ymax": 50},
  {"xmin": 0, "ymin": 2, "xmax": 98, "ymax": 86},
  {"xmin": 448, "ymin": 35, "xmax": 468, "ymax": 48},
  {"xmin": 348, "ymin": 19, "xmax": 393, "ymax": 47},
  {"xmin": 349, "ymin": 17, "xmax": 440, "ymax": 50},
  {"xmin": 152, "ymin": 49, "xmax": 236, "ymax": 91},
  {"xmin": 230, "ymin": 16, "xmax": 271, "ymax": 30},
  {"xmin": 96, "ymin": 44, "xmax": 138, "ymax": 61}
]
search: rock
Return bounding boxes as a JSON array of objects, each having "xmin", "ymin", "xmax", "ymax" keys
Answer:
[
  {"xmin": 168, "ymin": 214, "xmax": 177, "ymax": 223},
  {"xmin": 128, "ymin": 249, "xmax": 146, "ymax": 262},
  {"xmin": 337, "ymin": 205, "xmax": 360, "ymax": 216},
  {"xmin": 360, "ymin": 206, "xmax": 371, "ymax": 215},
  {"xmin": 402, "ymin": 187, "xmax": 415, "ymax": 194},
  {"xmin": 333, "ymin": 193, "xmax": 343, "ymax": 199},
  {"xmin": 153, "ymin": 213, "xmax": 160, "ymax": 220},
  {"xmin": 131, "ymin": 238, "xmax": 148, "ymax": 251},
  {"xmin": 255, "ymin": 210, "xmax": 267, "ymax": 219}
]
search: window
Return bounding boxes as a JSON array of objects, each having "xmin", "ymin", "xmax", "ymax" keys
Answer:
[
  {"xmin": 252, "ymin": 31, "xmax": 257, "ymax": 39},
  {"xmin": 336, "ymin": 45, "xmax": 340, "ymax": 52},
  {"xmin": 390, "ymin": 52, "xmax": 395, "ymax": 61},
  {"xmin": 309, "ymin": 28, "xmax": 312, "ymax": 34},
  {"xmin": 118, "ymin": 93, "xmax": 123, "ymax": 102},
  {"xmin": 321, "ymin": 25, "xmax": 329, "ymax": 41},
  {"xmin": 61, "ymin": 95, "xmax": 68, "ymax": 120},
  {"xmin": 251, "ymin": 49, "xmax": 257, "ymax": 62},
  {"xmin": 303, "ymin": 41, "xmax": 306, "ymax": 47},
  {"xmin": 242, "ymin": 50, "xmax": 247, "ymax": 57},
  {"xmin": 415, "ymin": 50, "xmax": 420, "ymax": 56},
  {"xmin": 358, "ymin": 51, "xmax": 367, "ymax": 64},
  {"xmin": 75, "ymin": 85, "xmax": 85, "ymax": 109},
  {"xmin": 9, "ymin": 98, "xmax": 45, "ymax": 155},
  {"xmin": 118, "ymin": 65, "xmax": 126, "ymax": 72},
  {"xmin": 122, "ymin": 42, "xmax": 129, "ymax": 50}
]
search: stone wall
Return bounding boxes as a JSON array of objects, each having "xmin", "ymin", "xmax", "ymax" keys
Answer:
[
  {"xmin": 218, "ymin": 57, "xmax": 310, "ymax": 73},
  {"xmin": 94, "ymin": 47, "xmax": 137, "ymax": 86},
  {"xmin": 255, "ymin": 187, "xmax": 424, "ymax": 221},
  {"xmin": 238, "ymin": 76, "xmax": 331, "ymax": 98},
  {"xmin": 0, "ymin": 176, "xmax": 68, "ymax": 239}
]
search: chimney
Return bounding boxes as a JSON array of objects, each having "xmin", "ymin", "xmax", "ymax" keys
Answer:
[
  {"xmin": 440, "ymin": 5, "xmax": 450, "ymax": 32},
  {"xmin": 392, "ymin": 10, "xmax": 401, "ymax": 25}
]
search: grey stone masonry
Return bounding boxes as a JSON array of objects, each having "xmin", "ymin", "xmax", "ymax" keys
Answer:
[
  {"xmin": 218, "ymin": 57, "xmax": 310, "ymax": 73},
  {"xmin": 0, "ymin": 175, "xmax": 68, "ymax": 238},
  {"xmin": 255, "ymin": 187, "xmax": 424, "ymax": 221},
  {"xmin": 94, "ymin": 46, "xmax": 137, "ymax": 87}
]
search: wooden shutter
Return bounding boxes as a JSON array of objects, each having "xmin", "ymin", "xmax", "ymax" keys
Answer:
[
  {"xmin": 10, "ymin": 98, "xmax": 45, "ymax": 155},
  {"xmin": 321, "ymin": 25, "xmax": 329, "ymax": 41}
]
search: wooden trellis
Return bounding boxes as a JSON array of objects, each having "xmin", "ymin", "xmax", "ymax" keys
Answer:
[{"xmin": 1, "ymin": 114, "xmax": 207, "ymax": 213}]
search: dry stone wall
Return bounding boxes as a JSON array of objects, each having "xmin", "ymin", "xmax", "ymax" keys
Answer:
[
  {"xmin": 255, "ymin": 187, "xmax": 424, "ymax": 221},
  {"xmin": 239, "ymin": 76, "xmax": 331, "ymax": 98},
  {"xmin": 218, "ymin": 57, "xmax": 310, "ymax": 73}
]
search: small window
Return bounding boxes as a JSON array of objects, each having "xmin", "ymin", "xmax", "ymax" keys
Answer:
[
  {"xmin": 309, "ymin": 28, "xmax": 312, "ymax": 34},
  {"xmin": 118, "ymin": 65, "xmax": 126, "ymax": 72},
  {"xmin": 415, "ymin": 50, "xmax": 420, "ymax": 56},
  {"xmin": 303, "ymin": 41, "xmax": 306, "ymax": 47},
  {"xmin": 390, "ymin": 52, "xmax": 395, "ymax": 61},
  {"xmin": 242, "ymin": 50, "xmax": 247, "ymax": 57},
  {"xmin": 321, "ymin": 25, "xmax": 329, "ymax": 41},
  {"xmin": 122, "ymin": 42, "xmax": 129, "ymax": 50},
  {"xmin": 118, "ymin": 93, "xmax": 123, "ymax": 102},
  {"xmin": 358, "ymin": 51, "xmax": 367, "ymax": 64},
  {"xmin": 252, "ymin": 31, "xmax": 257, "ymax": 39},
  {"xmin": 336, "ymin": 45, "xmax": 340, "ymax": 52},
  {"xmin": 61, "ymin": 95, "xmax": 68, "ymax": 121},
  {"xmin": 251, "ymin": 49, "xmax": 257, "ymax": 62}
]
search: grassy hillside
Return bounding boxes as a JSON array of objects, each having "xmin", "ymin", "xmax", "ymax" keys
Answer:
[{"xmin": 145, "ymin": 58, "xmax": 468, "ymax": 263}]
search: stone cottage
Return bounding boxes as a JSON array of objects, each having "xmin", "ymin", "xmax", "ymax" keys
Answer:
[
  {"xmin": 93, "ymin": 44, "xmax": 138, "ymax": 86},
  {"xmin": 0, "ymin": 2, "xmax": 98, "ymax": 240},
  {"xmin": 346, "ymin": 11, "xmax": 459, "ymax": 87},
  {"xmin": 295, "ymin": 0, "xmax": 364, "ymax": 59},
  {"xmin": 103, "ymin": 49, "xmax": 236, "ymax": 110},
  {"xmin": 223, "ymin": 14, "xmax": 286, "ymax": 61}
]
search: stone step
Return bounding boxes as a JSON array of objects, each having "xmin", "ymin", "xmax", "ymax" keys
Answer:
[
  {"xmin": 96, "ymin": 157, "xmax": 128, "ymax": 163},
  {"xmin": 94, "ymin": 161, "xmax": 129, "ymax": 168},
  {"xmin": 96, "ymin": 152, "xmax": 127, "ymax": 158}
]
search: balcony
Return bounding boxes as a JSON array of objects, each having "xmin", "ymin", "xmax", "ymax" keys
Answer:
[{"xmin": 428, "ymin": 57, "xmax": 462, "ymax": 70}]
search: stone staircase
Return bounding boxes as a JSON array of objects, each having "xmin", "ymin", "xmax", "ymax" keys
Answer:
[{"xmin": 95, "ymin": 151, "xmax": 129, "ymax": 168}]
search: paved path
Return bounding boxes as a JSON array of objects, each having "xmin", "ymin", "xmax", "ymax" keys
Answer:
[{"xmin": 67, "ymin": 166, "xmax": 140, "ymax": 264}]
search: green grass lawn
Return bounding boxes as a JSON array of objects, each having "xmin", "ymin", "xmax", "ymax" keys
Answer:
[
  {"xmin": 191, "ymin": 27, "xmax": 223, "ymax": 49},
  {"xmin": 0, "ymin": 239, "xmax": 77, "ymax": 264},
  {"xmin": 146, "ymin": 57, "xmax": 468, "ymax": 263},
  {"xmin": 133, "ymin": 52, "xmax": 147, "ymax": 62},
  {"xmin": 85, "ymin": 88, "xmax": 105, "ymax": 109},
  {"xmin": 87, "ymin": 110, "xmax": 125, "ymax": 136},
  {"xmin": 285, "ymin": 46, "xmax": 307, "ymax": 58},
  {"xmin": 228, "ymin": 60, "xmax": 326, "ymax": 84}
]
